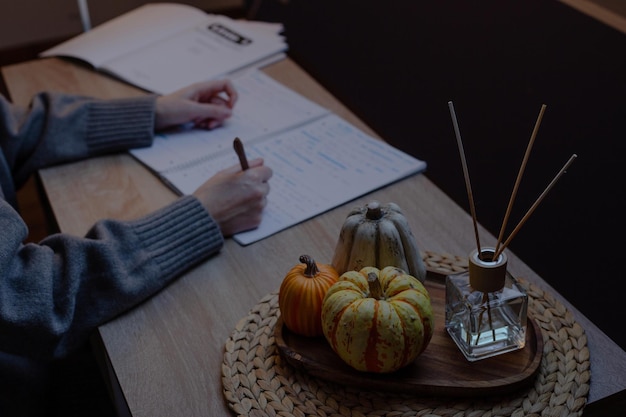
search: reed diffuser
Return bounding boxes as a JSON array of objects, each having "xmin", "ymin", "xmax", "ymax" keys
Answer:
[{"xmin": 444, "ymin": 102, "xmax": 576, "ymax": 361}]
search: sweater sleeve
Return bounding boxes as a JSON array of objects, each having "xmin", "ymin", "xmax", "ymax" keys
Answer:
[
  {"xmin": 0, "ymin": 195, "xmax": 224, "ymax": 360},
  {"xmin": 0, "ymin": 92, "xmax": 156, "ymax": 189}
]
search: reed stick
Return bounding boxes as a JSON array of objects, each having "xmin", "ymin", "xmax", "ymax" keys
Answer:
[
  {"xmin": 493, "ymin": 153, "xmax": 577, "ymax": 259},
  {"xmin": 493, "ymin": 104, "xmax": 547, "ymax": 257},
  {"xmin": 448, "ymin": 101, "xmax": 482, "ymax": 257}
]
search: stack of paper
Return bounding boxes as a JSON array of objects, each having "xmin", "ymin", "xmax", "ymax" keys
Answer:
[{"xmin": 40, "ymin": 3, "xmax": 288, "ymax": 94}]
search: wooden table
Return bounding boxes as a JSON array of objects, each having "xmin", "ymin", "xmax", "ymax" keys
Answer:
[{"xmin": 3, "ymin": 57, "xmax": 626, "ymax": 416}]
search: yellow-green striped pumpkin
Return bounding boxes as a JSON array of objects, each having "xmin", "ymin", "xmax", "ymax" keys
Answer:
[{"xmin": 321, "ymin": 266, "xmax": 433, "ymax": 372}]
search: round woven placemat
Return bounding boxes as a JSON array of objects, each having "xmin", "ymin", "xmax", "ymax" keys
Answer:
[{"xmin": 222, "ymin": 251, "xmax": 590, "ymax": 417}]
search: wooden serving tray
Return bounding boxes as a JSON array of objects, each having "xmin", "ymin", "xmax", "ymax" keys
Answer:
[{"xmin": 275, "ymin": 271, "xmax": 543, "ymax": 397}]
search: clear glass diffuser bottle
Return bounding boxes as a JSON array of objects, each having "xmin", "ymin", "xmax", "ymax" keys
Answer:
[{"xmin": 445, "ymin": 247, "xmax": 528, "ymax": 361}]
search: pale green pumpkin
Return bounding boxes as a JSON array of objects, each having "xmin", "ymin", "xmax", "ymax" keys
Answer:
[
  {"xmin": 321, "ymin": 266, "xmax": 434, "ymax": 373},
  {"xmin": 331, "ymin": 201, "xmax": 427, "ymax": 283}
]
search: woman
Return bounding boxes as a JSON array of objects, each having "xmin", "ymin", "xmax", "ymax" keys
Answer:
[{"xmin": 0, "ymin": 79, "xmax": 272, "ymax": 415}]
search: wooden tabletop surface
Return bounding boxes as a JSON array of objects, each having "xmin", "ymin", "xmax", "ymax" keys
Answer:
[{"xmin": 3, "ymin": 57, "xmax": 626, "ymax": 416}]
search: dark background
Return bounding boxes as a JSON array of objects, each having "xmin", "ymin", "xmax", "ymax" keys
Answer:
[{"xmin": 252, "ymin": 0, "xmax": 626, "ymax": 350}]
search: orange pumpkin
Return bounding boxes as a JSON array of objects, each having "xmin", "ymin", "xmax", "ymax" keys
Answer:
[
  {"xmin": 321, "ymin": 266, "xmax": 433, "ymax": 372},
  {"xmin": 279, "ymin": 255, "xmax": 339, "ymax": 337}
]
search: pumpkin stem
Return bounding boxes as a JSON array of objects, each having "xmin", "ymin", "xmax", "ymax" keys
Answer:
[
  {"xmin": 367, "ymin": 272, "xmax": 384, "ymax": 299},
  {"xmin": 299, "ymin": 254, "xmax": 320, "ymax": 277},
  {"xmin": 365, "ymin": 201, "xmax": 383, "ymax": 220}
]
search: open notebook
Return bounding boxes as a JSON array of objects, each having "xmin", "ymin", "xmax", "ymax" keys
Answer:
[{"xmin": 131, "ymin": 70, "xmax": 427, "ymax": 245}]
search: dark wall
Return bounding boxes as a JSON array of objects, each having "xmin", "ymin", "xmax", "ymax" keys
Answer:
[{"xmin": 253, "ymin": 0, "xmax": 626, "ymax": 349}]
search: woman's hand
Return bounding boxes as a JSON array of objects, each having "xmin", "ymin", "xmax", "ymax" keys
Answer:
[
  {"xmin": 192, "ymin": 158, "xmax": 273, "ymax": 236},
  {"xmin": 154, "ymin": 79, "xmax": 238, "ymax": 131}
]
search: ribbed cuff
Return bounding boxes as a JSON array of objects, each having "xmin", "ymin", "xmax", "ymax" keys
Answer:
[
  {"xmin": 128, "ymin": 196, "xmax": 224, "ymax": 279},
  {"xmin": 86, "ymin": 95, "xmax": 156, "ymax": 154}
]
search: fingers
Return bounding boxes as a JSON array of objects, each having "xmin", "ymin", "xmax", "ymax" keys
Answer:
[
  {"xmin": 189, "ymin": 79, "xmax": 238, "ymax": 108},
  {"xmin": 156, "ymin": 79, "xmax": 239, "ymax": 131},
  {"xmin": 247, "ymin": 157, "xmax": 265, "ymax": 169},
  {"xmin": 251, "ymin": 161, "xmax": 273, "ymax": 183},
  {"xmin": 193, "ymin": 104, "xmax": 233, "ymax": 129},
  {"xmin": 192, "ymin": 159, "xmax": 272, "ymax": 236},
  {"xmin": 188, "ymin": 80, "xmax": 238, "ymax": 129},
  {"xmin": 215, "ymin": 79, "xmax": 238, "ymax": 108},
  {"xmin": 209, "ymin": 96, "xmax": 228, "ymax": 107}
]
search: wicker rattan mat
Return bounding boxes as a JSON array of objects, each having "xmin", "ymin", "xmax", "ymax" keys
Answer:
[{"xmin": 222, "ymin": 251, "xmax": 590, "ymax": 417}]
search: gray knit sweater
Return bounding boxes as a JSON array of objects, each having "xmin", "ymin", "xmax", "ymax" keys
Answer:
[{"xmin": 0, "ymin": 91, "xmax": 224, "ymax": 400}]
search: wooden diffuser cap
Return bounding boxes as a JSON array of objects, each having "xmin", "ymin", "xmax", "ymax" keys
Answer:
[{"xmin": 468, "ymin": 248, "xmax": 508, "ymax": 293}]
